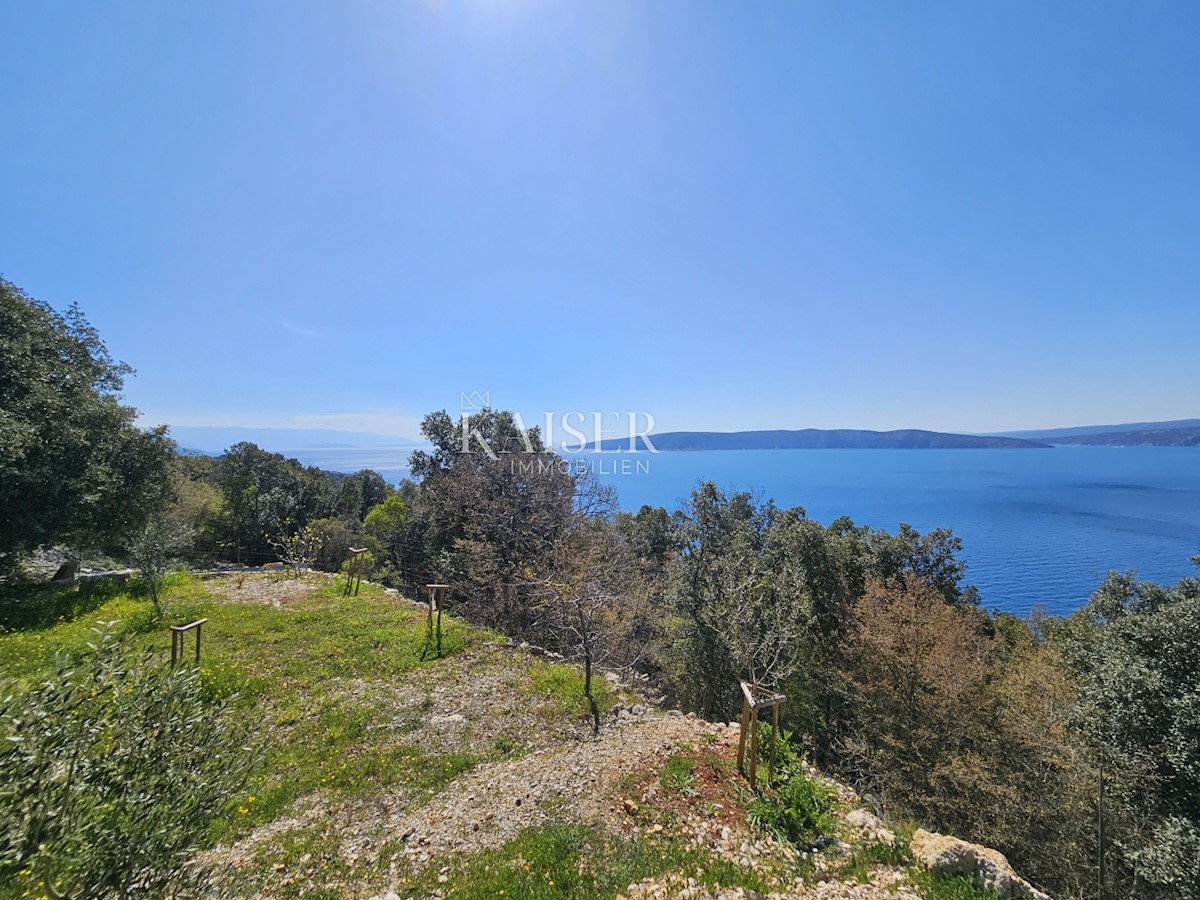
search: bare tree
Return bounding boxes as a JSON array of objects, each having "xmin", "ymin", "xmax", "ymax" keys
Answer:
[
  {"xmin": 267, "ymin": 524, "xmax": 323, "ymax": 579},
  {"xmin": 534, "ymin": 524, "xmax": 650, "ymax": 735}
]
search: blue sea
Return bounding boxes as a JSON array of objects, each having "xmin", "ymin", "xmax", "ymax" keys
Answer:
[{"xmin": 289, "ymin": 446, "xmax": 1200, "ymax": 618}]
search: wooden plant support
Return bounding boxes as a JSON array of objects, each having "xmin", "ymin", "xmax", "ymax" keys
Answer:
[
  {"xmin": 171, "ymin": 618, "xmax": 208, "ymax": 667},
  {"xmin": 737, "ymin": 681, "xmax": 786, "ymax": 791},
  {"xmin": 422, "ymin": 584, "xmax": 448, "ymax": 659},
  {"xmin": 344, "ymin": 547, "xmax": 369, "ymax": 596}
]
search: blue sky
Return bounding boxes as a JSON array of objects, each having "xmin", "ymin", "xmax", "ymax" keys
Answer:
[{"xmin": 2, "ymin": 1, "xmax": 1198, "ymax": 439}]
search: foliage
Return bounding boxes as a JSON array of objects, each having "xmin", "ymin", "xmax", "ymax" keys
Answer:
[
  {"xmin": 126, "ymin": 512, "xmax": 194, "ymax": 616},
  {"xmin": 214, "ymin": 442, "xmax": 333, "ymax": 562},
  {"xmin": 405, "ymin": 408, "xmax": 614, "ymax": 633},
  {"xmin": 267, "ymin": 524, "xmax": 323, "ymax": 578},
  {"xmin": 362, "ymin": 493, "xmax": 412, "ymax": 574},
  {"xmin": 0, "ymin": 626, "xmax": 260, "ymax": 899},
  {"xmin": 908, "ymin": 870, "xmax": 1005, "ymax": 900},
  {"xmin": 741, "ymin": 726, "xmax": 835, "ymax": 848},
  {"xmin": 840, "ymin": 836, "xmax": 913, "ymax": 884},
  {"xmin": 659, "ymin": 754, "xmax": 697, "ymax": 796},
  {"xmin": 332, "ymin": 469, "xmax": 393, "ymax": 523},
  {"xmin": 838, "ymin": 576, "xmax": 993, "ymax": 828},
  {"xmin": 743, "ymin": 765, "xmax": 836, "ymax": 848},
  {"xmin": 0, "ymin": 278, "xmax": 175, "ymax": 567},
  {"xmin": 533, "ymin": 522, "xmax": 649, "ymax": 734},
  {"xmin": 307, "ymin": 516, "xmax": 357, "ymax": 573},
  {"xmin": 1063, "ymin": 564, "xmax": 1200, "ymax": 899},
  {"xmin": 665, "ymin": 484, "xmax": 817, "ymax": 718}
]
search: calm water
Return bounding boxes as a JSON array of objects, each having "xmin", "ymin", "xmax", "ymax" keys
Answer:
[{"xmin": 290, "ymin": 446, "xmax": 1200, "ymax": 617}]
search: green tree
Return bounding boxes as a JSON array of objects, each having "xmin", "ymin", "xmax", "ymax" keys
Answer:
[
  {"xmin": 363, "ymin": 494, "xmax": 411, "ymax": 564},
  {"xmin": 213, "ymin": 442, "xmax": 334, "ymax": 561},
  {"xmin": 407, "ymin": 408, "xmax": 612, "ymax": 632},
  {"xmin": 127, "ymin": 513, "xmax": 194, "ymax": 617},
  {"xmin": 0, "ymin": 278, "xmax": 174, "ymax": 569},
  {"xmin": 1065, "ymin": 561, "xmax": 1200, "ymax": 899},
  {"xmin": 665, "ymin": 483, "xmax": 814, "ymax": 719},
  {"xmin": 333, "ymin": 469, "xmax": 393, "ymax": 523}
]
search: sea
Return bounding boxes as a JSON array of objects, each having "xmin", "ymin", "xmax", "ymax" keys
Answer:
[{"xmin": 286, "ymin": 446, "xmax": 1200, "ymax": 619}]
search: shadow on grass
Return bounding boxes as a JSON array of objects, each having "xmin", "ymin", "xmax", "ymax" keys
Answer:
[{"xmin": 0, "ymin": 579, "xmax": 126, "ymax": 632}]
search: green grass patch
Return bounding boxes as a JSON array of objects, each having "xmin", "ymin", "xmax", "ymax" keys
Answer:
[
  {"xmin": 659, "ymin": 753, "xmax": 697, "ymax": 796},
  {"xmin": 910, "ymin": 870, "xmax": 1005, "ymax": 899},
  {"xmin": 841, "ymin": 836, "xmax": 913, "ymax": 884},
  {"xmin": 403, "ymin": 824, "xmax": 772, "ymax": 899},
  {"xmin": 526, "ymin": 659, "xmax": 615, "ymax": 720},
  {"xmin": 0, "ymin": 574, "xmax": 486, "ymax": 853}
]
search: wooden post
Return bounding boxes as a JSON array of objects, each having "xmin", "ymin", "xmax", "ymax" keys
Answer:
[
  {"xmin": 769, "ymin": 701, "xmax": 780, "ymax": 786},
  {"xmin": 736, "ymin": 680, "xmax": 786, "ymax": 792},
  {"xmin": 170, "ymin": 619, "xmax": 208, "ymax": 667},
  {"xmin": 748, "ymin": 705, "xmax": 759, "ymax": 789},
  {"xmin": 423, "ymin": 584, "xmax": 448, "ymax": 659},
  {"xmin": 344, "ymin": 547, "xmax": 368, "ymax": 596},
  {"xmin": 737, "ymin": 693, "xmax": 751, "ymax": 772}
]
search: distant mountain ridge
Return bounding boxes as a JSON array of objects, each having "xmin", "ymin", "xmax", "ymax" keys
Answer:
[
  {"xmin": 165, "ymin": 426, "xmax": 424, "ymax": 455},
  {"xmin": 989, "ymin": 419, "xmax": 1200, "ymax": 441},
  {"xmin": 1049, "ymin": 426, "xmax": 1200, "ymax": 447},
  {"xmin": 591, "ymin": 429, "xmax": 1049, "ymax": 451}
]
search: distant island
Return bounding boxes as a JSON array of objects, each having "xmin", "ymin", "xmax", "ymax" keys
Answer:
[
  {"xmin": 988, "ymin": 419, "xmax": 1200, "ymax": 447},
  {"xmin": 591, "ymin": 429, "xmax": 1050, "ymax": 451},
  {"xmin": 1048, "ymin": 426, "xmax": 1200, "ymax": 447}
]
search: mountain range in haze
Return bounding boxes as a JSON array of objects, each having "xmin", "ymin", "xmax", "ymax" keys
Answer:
[
  {"xmin": 167, "ymin": 426, "xmax": 423, "ymax": 455},
  {"xmin": 591, "ymin": 429, "xmax": 1050, "ymax": 451},
  {"xmin": 167, "ymin": 419, "xmax": 1200, "ymax": 456}
]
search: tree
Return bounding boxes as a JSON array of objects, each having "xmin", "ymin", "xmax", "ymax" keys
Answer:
[
  {"xmin": 1064, "ymin": 562, "xmax": 1200, "ymax": 899},
  {"xmin": 839, "ymin": 576, "xmax": 994, "ymax": 831},
  {"xmin": 666, "ymin": 483, "xmax": 814, "ymax": 719},
  {"xmin": 363, "ymin": 494, "xmax": 412, "ymax": 571},
  {"xmin": 267, "ymin": 524, "xmax": 323, "ymax": 578},
  {"xmin": 534, "ymin": 523, "xmax": 649, "ymax": 735},
  {"xmin": 333, "ymin": 469, "xmax": 393, "ymax": 523},
  {"xmin": 127, "ymin": 513, "xmax": 194, "ymax": 617},
  {"xmin": 213, "ymin": 443, "xmax": 333, "ymax": 562},
  {"xmin": 0, "ymin": 278, "xmax": 174, "ymax": 568},
  {"xmin": 407, "ymin": 408, "xmax": 609, "ymax": 633}
]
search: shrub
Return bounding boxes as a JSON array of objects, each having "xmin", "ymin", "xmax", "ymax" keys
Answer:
[
  {"xmin": 744, "ymin": 769, "xmax": 836, "ymax": 847},
  {"xmin": 742, "ymin": 727, "xmax": 836, "ymax": 847},
  {"xmin": 0, "ymin": 626, "xmax": 261, "ymax": 898}
]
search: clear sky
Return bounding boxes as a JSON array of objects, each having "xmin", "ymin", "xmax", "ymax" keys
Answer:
[{"xmin": 2, "ymin": 1, "xmax": 1198, "ymax": 439}]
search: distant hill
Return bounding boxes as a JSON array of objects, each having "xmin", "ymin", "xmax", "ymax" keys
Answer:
[
  {"xmin": 166, "ymin": 426, "xmax": 424, "ymax": 455},
  {"xmin": 591, "ymin": 429, "xmax": 1050, "ymax": 451},
  {"xmin": 990, "ymin": 419, "xmax": 1200, "ymax": 441},
  {"xmin": 1049, "ymin": 426, "xmax": 1200, "ymax": 447}
]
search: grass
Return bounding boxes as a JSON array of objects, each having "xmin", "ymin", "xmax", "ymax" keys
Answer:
[
  {"xmin": 400, "ymin": 824, "xmax": 773, "ymax": 900},
  {"xmin": 525, "ymin": 658, "xmax": 616, "ymax": 721},
  {"xmin": 840, "ymin": 836, "xmax": 914, "ymax": 883},
  {"xmin": 659, "ymin": 753, "xmax": 697, "ymax": 796},
  {"xmin": 0, "ymin": 573, "xmax": 489, "ymax": 857},
  {"xmin": 910, "ymin": 870, "xmax": 1006, "ymax": 900}
]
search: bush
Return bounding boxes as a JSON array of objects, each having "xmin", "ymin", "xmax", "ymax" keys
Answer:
[
  {"xmin": 742, "ymin": 728, "xmax": 836, "ymax": 847},
  {"xmin": 0, "ymin": 626, "xmax": 261, "ymax": 898}
]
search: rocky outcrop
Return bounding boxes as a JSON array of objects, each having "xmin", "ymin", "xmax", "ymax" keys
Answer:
[{"xmin": 910, "ymin": 829, "xmax": 1051, "ymax": 899}]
